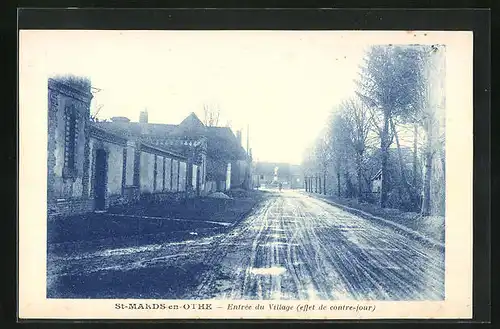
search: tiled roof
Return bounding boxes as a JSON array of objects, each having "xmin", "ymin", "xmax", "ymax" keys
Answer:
[
  {"xmin": 94, "ymin": 121, "xmax": 178, "ymax": 138},
  {"xmin": 95, "ymin": 113, "xmax": 248, "ymax": 161}
]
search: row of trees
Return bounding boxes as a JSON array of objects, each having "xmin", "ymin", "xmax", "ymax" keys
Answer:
[{"xmin": 303, "ymin": 44, "xmax": 446, "ymax": 216}]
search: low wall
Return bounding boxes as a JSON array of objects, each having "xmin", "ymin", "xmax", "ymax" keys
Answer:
[
  {"xmin": 123, "ymin": 186, "xmax": 140, "ymax": 203},
  {"xmin": 108, "ymin": 194, "xmax": 130, "ymax": 208},
  {"xmin": 48, "ymin": 197, "xmax": 94, "ymax": 219},
  {"xmin": 139, "ymin": 191, "xmax": 187, "ymax": 204}
]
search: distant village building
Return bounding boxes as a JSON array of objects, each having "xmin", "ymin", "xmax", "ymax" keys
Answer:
[
  {"xmin": 368, "ymin": 147, "xmax": 416, "ymax": 201},
  {"xmin": 371, "ymin": 169, "xmax": 382, "ymax": 194},
  {"xmin": 252, "ymin": 162, "xmax": 302, "ymax": 189},
  {"xmin": 47, "ymin": 75, "xmax": 251, "ymax": 218}
]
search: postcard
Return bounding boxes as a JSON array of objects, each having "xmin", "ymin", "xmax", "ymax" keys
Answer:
[{"xmin": 18, "ymin": 30, "xmax": 473, "ymax": 319}]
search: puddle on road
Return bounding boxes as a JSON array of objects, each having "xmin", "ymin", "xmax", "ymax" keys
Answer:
[
  {"xmin": 249, "ymin": 266, "xmax": 287, "ymax": 276},
  {"xmin": 97, "ymin": 244, "xmax": 164, "ymax": 257},
  {"xmin": 94, "ymin": 239, "xmax": 210, "ymax": 257}
]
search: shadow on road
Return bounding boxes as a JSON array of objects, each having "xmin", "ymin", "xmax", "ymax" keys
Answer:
[{"xmin": 48, "ymin": 263, "xmax": 212, "ymax": 299}]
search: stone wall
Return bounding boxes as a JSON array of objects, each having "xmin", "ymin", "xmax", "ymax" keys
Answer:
[
  {"xmin": 105, "ymin": 142, "xmax": 125, "ymax": 196},
  {"xmin": 172, "ymin": 160, "xmax": 179, "ymax": 191},
  {"xmin": 140, "ymin": 151, "xmax": 155, "ymax": 193},
  {"xmin": 179, "ymin": 161, "xmax": 187, "ymax": 191},
  {"xmin": 48, "ymin": 198, "xmax": 95, "ymax": 218},
  {"xmin": 206, "ymin": 157, "xmax": 231, "ymax": 192},
  {"xmin": 231, "ymin": 159, "xmax": 250, "ymax": 189},
  {"xmin": 156, "ymin": 155, "xmax": 164, "ymax": 192},
  {"xmin": 164, "ymin": 158, "xmax": 172, "ymax": 191},
  {"xmin": 47, "ymin": 76, "xmax": 93, "ymax": 217},
  {"xmin": 47, "ymin": 76, "xmax": 192, "ymax": 219},
  {"xmin": 125, "ymin": 144, "xmax": 135, "ymax": 186}
]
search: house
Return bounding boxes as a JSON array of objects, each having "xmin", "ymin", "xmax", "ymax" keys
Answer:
[
  {"xmin": 371, "ymin": 169, "xmax": 382, "ymax": 194},
  {"xmin": 46, "ymin": 75, "xmax": 250, "ymax": 218},
  {"xmin": 96, "ymin": 110, "xmax": 251, "ymax": 194},
  {"xmin": 368, "ymin": 147, "xmax": 415, "ymax": 194},
  {"xmin": 252, "ymin": 162, "xmax": 303, "ymax": 189}
]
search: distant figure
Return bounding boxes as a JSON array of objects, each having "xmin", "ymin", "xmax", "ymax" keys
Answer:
[{"xmin": 278, "ymin": 182, "xmax": 283, "ymax": 192}]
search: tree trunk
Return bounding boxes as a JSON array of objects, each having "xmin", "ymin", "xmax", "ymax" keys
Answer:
[
  {"xmin": 439, "ymin": 137, "xmax": 446, "ymax": 182},
  {"xmin": 380, "ymin": 109, "xmax": 390, "ymax": 208},
  {"xmin": 413, "ymin": 124, "xmax": 418, "ymax": 187},
  {"xmin": 421, "ymin": 117, "xmax": 434, "ymax": 216},
  {"xmin": 323, "ymin": 171, "xmax": 327, "ymax": 195},
  {"xmin": 345, "ymin": 172, "xmax": 354, "ymax": 198},
  {"xmin": 390, "ymin": 118, "xmax": 414, "ymax": 209},
  {"xmin": 421, "ymin": 150, "xmax": 433, "ymax": 216},
  {"xmin": 356, "ymin": 154, "xmax": 363, "ymax": 202},
  {"xmin": 337, "ymin": 171, "xmax": 341, "ymax": 197}
]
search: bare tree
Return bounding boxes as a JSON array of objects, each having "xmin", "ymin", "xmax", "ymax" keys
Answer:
[
  {"xmin": 203, "ymin": 104, "xmax": 221, "ymax": 127},
  {"xmin": 89, "ymin": 86, "xmax": 104, "ymax": 122},
  {"xmin": 314, "ymin": 132, "xmax": 330, "ymax": 195},
  {"xmin": 90, "ymin": 104, "xmax": 104, "ymax": 122},
  {"xmin": 339, "ymin": 97, "xmax": 372, "ymax": 201},
  {"xmin": 324, "ymin": 110, "xmax": 355, "ymax": 198},
  {"xmin": 356, "ymin": 45, "xmax": 433, "ymax": 209},
  {"xmin": 356, "ymin": 44, "xmax": 445, "ymax": 215},
  {"xmin": 419, "ymin": 45, "xmax": 446, "ymax": 216}
]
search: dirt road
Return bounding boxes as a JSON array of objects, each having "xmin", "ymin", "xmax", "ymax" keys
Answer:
[{"xmin": 48, "ymin": 190, "xmax": 444, "ymax": 300}]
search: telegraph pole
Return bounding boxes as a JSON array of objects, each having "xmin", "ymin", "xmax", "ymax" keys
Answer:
[
  {"xmin": 246, "ymin": 124, "xmax": 250, "ymax": 155},
  {"xmin": 246, "ymin": 124, "xmax": 251, "ymax": 189}
]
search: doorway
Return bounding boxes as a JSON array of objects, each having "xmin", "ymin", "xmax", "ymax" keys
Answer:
[
  {"xmin": 196, "ymin": 167, "xmax": 201, "ymax": 196},
  {"xmin": 94, "ymin": 149, "xmax": 108, "ymax": 211}
]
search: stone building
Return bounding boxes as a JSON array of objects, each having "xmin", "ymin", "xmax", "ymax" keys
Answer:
[
  {"xmin": 47, "ymin": 76, "xmax": 191, "ymax": 217},
  {"xmin": 47, "ymin": 75, "xmax": 251, "ymax": 218},
  {"xmin": 97, "ymin": 110, "xmax": 251, "ymax": 195}
]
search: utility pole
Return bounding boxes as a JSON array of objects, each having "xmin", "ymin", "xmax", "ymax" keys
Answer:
[
  {"xmin": 246, "ymin": 124, "xmax": 251, "ymax": 190},
  {"xmin": 246, "ymin": 124, "xmax": 250, "ymax": 155}
]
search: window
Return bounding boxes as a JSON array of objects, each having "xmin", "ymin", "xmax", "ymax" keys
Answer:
[
  {"xmin": 260, "ymin": 175, "xmax": 264, "ymax": 180},
  {"xmin": 63, "ymin": 106, "xmax": 79, "ymax": 177}
]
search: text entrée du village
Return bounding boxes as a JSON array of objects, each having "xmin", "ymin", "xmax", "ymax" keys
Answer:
[{"xmin": 115, "ymin": 303, "xmax": 376, "ymax": 313}]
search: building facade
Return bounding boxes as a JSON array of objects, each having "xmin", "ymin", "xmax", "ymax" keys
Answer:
[
  {"xmin": 47, "ymin": 76, "xmax": 191, "ymax": 218},
  {"xmin": 47, "ymin": 75, "xmax": 251, "ymax": 218},
  {"xmin": 252, "ymin": 162, "xmax": 302, "ymax": 189},
  {"xmin": 97, "ymin": 110, "xmax": 251, "ymax": 195}
]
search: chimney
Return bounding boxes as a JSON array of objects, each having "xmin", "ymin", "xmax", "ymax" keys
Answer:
[
  {"xmin": 139, "ymin": 109, "xmax": 148, "ymax": 123},
  {"xmin": 236, "ymin": 130, "xmax": 242, "ymax": 146}
]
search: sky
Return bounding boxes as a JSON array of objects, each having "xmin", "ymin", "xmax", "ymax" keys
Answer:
[{"xmin": 22, "ymin": 30, "xmax": 373, "ymax": 164}]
